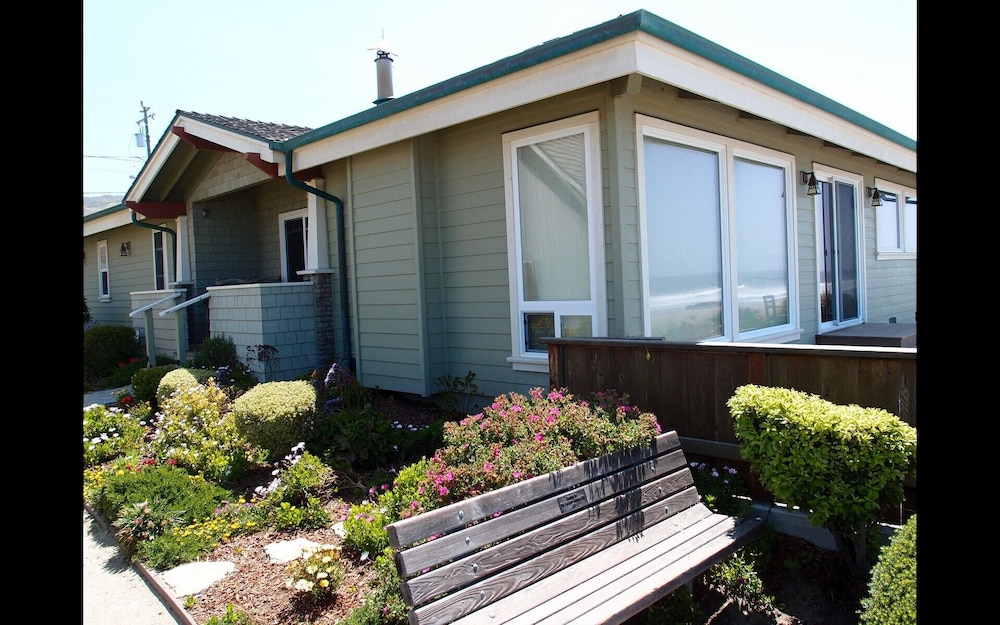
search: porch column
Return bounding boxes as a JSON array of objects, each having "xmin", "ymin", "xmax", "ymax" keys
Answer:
[{"xmin": 307, "ymin": 179, "xmax": 330, "ymax": 270}]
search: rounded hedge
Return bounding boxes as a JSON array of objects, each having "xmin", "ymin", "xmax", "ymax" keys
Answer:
[
  {"xmin": 860, "ymin": 514, "xmax": 916, "ymax": 625},
  {"xmin": 231, "ymin": 380, "xmax": 316, "ymax": 461},
  {"xmin": 156, "ymin": 367, "xmax": 216, "ymax": 404}
]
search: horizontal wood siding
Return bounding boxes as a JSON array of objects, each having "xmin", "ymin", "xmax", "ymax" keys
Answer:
[{"xmin": 351, "ymin": 145, "xmax": 424, "ymax": 394}]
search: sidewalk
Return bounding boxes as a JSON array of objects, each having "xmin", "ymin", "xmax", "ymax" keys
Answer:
[{"xmin": 83, "ymin": 387, "xmax": 193, "ymax": 625}]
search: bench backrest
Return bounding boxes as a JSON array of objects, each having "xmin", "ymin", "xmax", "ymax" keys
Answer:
[{"xmin": 386, "ymin": 431, "xmax": 703, "ymax": 625}]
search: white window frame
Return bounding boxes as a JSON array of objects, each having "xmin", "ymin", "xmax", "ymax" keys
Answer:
[
  {"xmin": 811, "ymin": 163, "xmax": 866, "ymax": 331},
  {"xmin": 152, "ymin": 226, "xmax": 171, "ymax": 290},
  {"xmin": 97, "ymin": 239, "xmax": 110, "ymax": 300},
  {"xmin": 502, "ymin": 112, "xmax": 606, "ymax": 372},
  {"xmin": 279, "ymin": 209, "xmax": 309, "ymax": 282},
  {"xmin": 874, "ymin": 178, "xmax": 917, "ymax": 259},
  {"xmin": 636, "ymin": 115, "xmax": 799, "ymax": 343}
]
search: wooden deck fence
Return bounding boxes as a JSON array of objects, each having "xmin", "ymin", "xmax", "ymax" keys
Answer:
[{"xmin": 546, "ymin": 338, "xmax": 916, "ymax": 522}]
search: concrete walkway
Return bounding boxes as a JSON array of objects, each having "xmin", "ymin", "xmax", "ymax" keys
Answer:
[{"xmin": 84, "ymin": 387, "xmax": 193, "ymax": 625}]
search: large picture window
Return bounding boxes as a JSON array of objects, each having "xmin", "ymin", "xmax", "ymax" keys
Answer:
[
  {"xmin": 637, "ymin": 115, "xmax": 797, "ymax": 342},
  {"xmin": 503, "ymin": 112, "xmax": 605, "ymax": 371}
]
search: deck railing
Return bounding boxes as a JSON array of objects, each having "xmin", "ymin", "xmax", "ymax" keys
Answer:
[{"xmin": 546, "ymin": 337, "xmax": 917, "ymax": 521}]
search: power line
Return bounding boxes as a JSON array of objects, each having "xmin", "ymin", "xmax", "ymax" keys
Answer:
[{"xmin": 83, "ymin": 155, "xmax": 145, "ymax": 161}]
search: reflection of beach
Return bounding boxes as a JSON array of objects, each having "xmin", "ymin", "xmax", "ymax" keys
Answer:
[{"xmin": 649, "ymin": 284, "xmax": 785, "ymax": 311}]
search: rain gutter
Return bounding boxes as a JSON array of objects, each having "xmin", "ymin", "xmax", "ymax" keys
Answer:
[
  {"xmin": 277, "ymin": 147, "xmax": 352, "ymax": 371},
  {"xmin": 130, "ymin": 210, "xmax": 177, "ymax": 281}
]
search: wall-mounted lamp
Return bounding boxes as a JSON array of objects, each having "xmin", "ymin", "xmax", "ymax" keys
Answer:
[
  {"xmin": 201, "ymin": 209, "xmax": 209, "ymax": 217},
  {"xmin": 866, "ymin": 187, "xmax": 882, "ymax": 207},
  {"xmin": 120, "ymin": 242, "xmax": 131, "ymax": 257},
  {"xmin": 800, "ymin": 171, "xmax": 819, "ymax": 196}
]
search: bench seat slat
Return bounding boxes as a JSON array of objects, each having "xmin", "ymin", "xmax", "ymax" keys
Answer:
[
  {"xmin": 450, "ymin": 509, "xmax": 764, "ymax": 625},
  {"xmin": 403, "ymin": 475, "xmax": 698, "ymax": 607},
  {"xmin": 389, "ymin": 430, "xmax": 763, "ymax": 625}
]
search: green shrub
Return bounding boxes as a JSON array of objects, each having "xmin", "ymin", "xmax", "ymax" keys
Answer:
[
  {"xmin": 204, "ymin": 604, "xmax": 256, "ymax": 625},
  {"xmin": 89, "ymin": 459, "xmax": 234, "ymax": 530},
  {"xmin": 156, "ymin": 367, "xmax": 215, "ymax": 404},
  {"xmin": 344, "ymin": 459, "xmax": 434, "ymax": 555},
  {"xmin": 728, "ymin": 384, "xmax": 916, "ymax": 576},
  {"xmin": 189, "ymin": 335, "xmax": 239, "ymax": 370},
  {"xmin": 860, "ymin": 515, "xmax": 916, "ymax": 625},
  {"xmin": 310, "ymin": 403, "xmax": 404, "ymax": 472},
  {"xmin": 83, "ymin": 296, "xmax": 92, "ymax": 325},
  {"xmin": 83, "ymin": 325, "xmax": 142, "ymax": 378},
  {"xmin": 83, "ymin": 404, "xmax": 149, "ymax": 468},
  {"xmin": 640, "ymin": 586, "xmax": 704, "ymax": 624},
  {"xmin": 149, "ymin": 379, "xmax": 267, "ymax": 484},
  {"xmin": 341, "ymin": 548, "xmax": 408, "ymax": 625},
  {"xmin": 232, "ymin": 380, "xmax": 317, "ymax": 461},
  {"xmin": 131, "ymin": 364, "xmax": 178, "ymax": 405}
]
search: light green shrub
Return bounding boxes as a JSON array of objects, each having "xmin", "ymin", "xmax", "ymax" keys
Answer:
[
  {"xmin": 156, "ymin": 367, "xmax": 216, "ymax": 403},
  {"xmin": 83, "ymin": 404, "xmax": 148, "ymax": 467},
  {"xmin": 232, "ymin": 380, "xmax": 317, "ymax": 461},
  {"xmin": 860, "ymin": 515, "xmax": 916, "ymax": 625},
  {"xmin": 149, "ymin": 379, "xmax": 267, "ymax": 483},
  {"xmin": 728, "ymin": 384, "xmax": 916, "ymax": 576}
]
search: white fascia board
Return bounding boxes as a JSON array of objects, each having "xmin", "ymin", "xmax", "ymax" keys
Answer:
[
  {"xmin": 632, "ymin": 33, "xmax": 916, "ymax": 172},
  {"xmin": 83, "ymin": 208, "xmax": 142, "ymax": 237},
  {"xmin": 175, "ymin": 117, "xmax": 279, "ymax": 158},
  {"xmin": 289, "ymin": 37, "xmax": 639, "ymax": 171},
  {"xmin": 289, "ymin": 32, "xmax": 914, "ymax": 174},
  {"xmin": 126, "ymin": 132, "xmax": 181, "ymax": 202}
]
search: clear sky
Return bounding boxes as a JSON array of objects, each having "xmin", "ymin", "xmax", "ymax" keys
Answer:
[{"xmin": 83, "ymin": 0, "xmax": 916, "ymax": 197}]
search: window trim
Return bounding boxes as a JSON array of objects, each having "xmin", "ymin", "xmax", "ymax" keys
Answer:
[
  {"xmin": 873, "ymin": 177, "xmax": 917, "ymax": 260},
  {"xmin": 97, "ymin": 239, "xmax": 110, "ymax": 301},
  {"xmin": 810, "ymin": 163, "xmax": 866, "ymax": 331},
  {"xmin": 502, "ymin": 111, "xmax": 606, "ymax": 372},
  {"xmin": 636, "ymin": 114, "xmax": 799, "ymax": 343},
  {"xmin": 152, "ymin": 226, "xmax": 171, "ymax": 290},
  {"xmin": 279, "ymin": 209, "xmax": 309, "ymax": 282}
]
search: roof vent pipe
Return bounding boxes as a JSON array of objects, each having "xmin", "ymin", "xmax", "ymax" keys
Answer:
[{"xmin": 369, "ymin": 37, "xmax": 396, "ymax": 105}]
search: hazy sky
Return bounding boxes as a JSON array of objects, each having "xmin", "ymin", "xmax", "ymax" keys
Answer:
[{"xmin": 83, "ymin": 0, "xmax": 916, "ymax": 197}]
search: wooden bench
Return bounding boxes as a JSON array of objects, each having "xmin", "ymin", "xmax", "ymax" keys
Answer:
[{"xmin": 385, "ymin": 430, "xmax": 765, "ymax": 625}]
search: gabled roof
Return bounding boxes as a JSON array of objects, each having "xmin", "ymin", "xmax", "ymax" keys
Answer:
[
  {"xmin": 177, "ymin": 111, "xmax": 312, "ymax": 142},
  {"xmin": 119, "ymin": 8, "xmax": 914, "ymax": 219}
]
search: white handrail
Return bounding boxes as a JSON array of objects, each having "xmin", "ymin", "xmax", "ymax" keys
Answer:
[
  {"xmin": 159, "ymin": 291, "xmax": 210, "ymax": 317},
  {"xmin": 129, "ymin": 291, "xmax": 183, "ymax": 318}
]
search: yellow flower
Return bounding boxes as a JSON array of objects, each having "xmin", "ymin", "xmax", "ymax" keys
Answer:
[{"xmin": 319, "ymin": 579, "xmax": 329, "ymax": 588}]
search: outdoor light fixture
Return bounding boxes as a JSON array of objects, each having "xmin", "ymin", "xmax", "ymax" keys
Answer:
[
  {"xmin": 120, "ymin": 242, "xmax": 131, "ymax": 257},
  {"xmin": 800, "ymin": 171, "xmax": 819, "ymax": 196},
  {"xmin": 866, "ymin": 187, "xmax": 882, "ymax": 207}
]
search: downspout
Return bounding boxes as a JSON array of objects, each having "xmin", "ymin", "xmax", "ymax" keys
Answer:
[
  {"xmin": 278, "ymin": 148, "xmax": 353, "ymax": 370},
  {"xmin": 130, "ymin": 210, "xmax": 177, "ymax": 282}
]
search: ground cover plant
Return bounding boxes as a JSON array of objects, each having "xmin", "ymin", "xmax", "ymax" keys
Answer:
[{"xmin": 84, "ymin": 357, "xmax": 889, "ymax": 624}]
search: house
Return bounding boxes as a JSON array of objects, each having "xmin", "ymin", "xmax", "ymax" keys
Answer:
[{"xmin": 82, "ymin": 9, "xmax": 917, "ymax": 401}]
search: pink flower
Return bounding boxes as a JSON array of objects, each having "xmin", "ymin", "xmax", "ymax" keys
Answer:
[
  {"xmin": 484, "ymin": 462, "xmax": 494, "ymax": 472},
  {"xmin": 534, "ymin": 433, "xmax": 543, "ymax": 442},
  {"xmin": 438, "ymin": 485, "xmax": 449, "ymax": 496},
  {"xmin": 512, "ymin": 470, "xmax": 522, "ymax": 479}
]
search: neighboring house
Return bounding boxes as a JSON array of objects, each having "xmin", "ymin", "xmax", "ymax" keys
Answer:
[{"xmin": 82, "ymin": 9, "xmax": 916, "ymax": 399}]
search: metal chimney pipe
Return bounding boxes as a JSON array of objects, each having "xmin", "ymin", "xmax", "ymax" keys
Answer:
[{"xmin": 374, "ymin": 49, "xmax": 394, "ymax": 104}]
